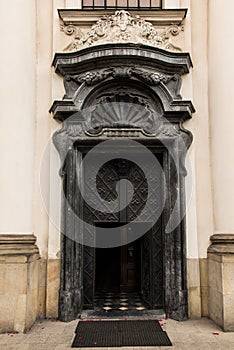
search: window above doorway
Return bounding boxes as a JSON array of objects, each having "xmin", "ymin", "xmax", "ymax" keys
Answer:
[{"xmin": 82, "ymin": 0, "xmax": 162, "ymax": 10}]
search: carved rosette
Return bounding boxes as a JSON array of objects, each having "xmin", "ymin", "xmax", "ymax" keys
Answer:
[{"xmin": 60, "ymin": 10, "xmax": 184, "ymax": 52}]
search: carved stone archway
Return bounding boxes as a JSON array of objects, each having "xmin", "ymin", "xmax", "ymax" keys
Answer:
[{"xmin": 50, "ymin": 43, "xmax": 195, "ymax": 322}]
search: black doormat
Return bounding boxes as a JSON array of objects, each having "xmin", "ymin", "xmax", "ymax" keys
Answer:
[{"xmin": 72, "ymin": 320, "xmax": 172, "ymax": 347}]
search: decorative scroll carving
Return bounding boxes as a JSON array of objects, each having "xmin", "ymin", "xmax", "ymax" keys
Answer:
[
  {"xmin": 130, "ymin": 68, "xmax": 177, "ymax": 85},
  {"xmin": 61, "ymin": 10, "xmax": 184, "ymax": 52},
  {"xmin": 161, "ymin": 125, "xmax": 180, "ymax": 137},
  {"xmin": 66, "ymin": 67, "xmax": 174, "ymax": 86},
  {"xmin": 63, "ymin": 67, "xmax": 178, "ymax": 98},
  {"xmin": 57, "ymin": 123, "xmax": 84, "ymax": 138}
]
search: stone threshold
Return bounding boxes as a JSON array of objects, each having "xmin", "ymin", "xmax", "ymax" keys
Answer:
[{"xmin": 81, "ymin": 309, "xmax": 166, "ymax": 319}]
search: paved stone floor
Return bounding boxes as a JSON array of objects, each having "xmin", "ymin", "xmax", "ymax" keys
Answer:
[{"xmin": 0, "ymin": 317, "xmax": 234, "ymax": 350}]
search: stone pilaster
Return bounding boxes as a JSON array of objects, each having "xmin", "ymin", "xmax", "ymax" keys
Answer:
[
  {"xmin": 208, "ymin": 234, "xmax": 234, "ymax": 331},
  {"xmin": 0, "ymin": 235, "xmax": 40, "ymax": 333}
]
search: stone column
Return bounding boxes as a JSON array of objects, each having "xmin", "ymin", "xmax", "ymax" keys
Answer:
[
  {"xmin": 208, "ymin": 1, "xmax": 234, "ymax": 234},
  {"xmin": 208, "ymin": 0, "xmax": 234, "ymax": 330},
  {"xmin": 0, "ymin": 0, "xmax": 38, "ymax": 333},
  {"xmin": 0, "ymin": 0, "xmax": 36, "ymax": 234}
]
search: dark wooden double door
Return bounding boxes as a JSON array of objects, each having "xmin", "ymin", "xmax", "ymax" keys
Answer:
[{"xmin": 83, "ymin": 156, "xmax": 163, "ymax": 309}]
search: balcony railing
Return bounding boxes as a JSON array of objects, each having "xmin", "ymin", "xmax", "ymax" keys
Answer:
[{"xmin": 82, "ymin": 0, "xmax": 162, "ymax": 10}]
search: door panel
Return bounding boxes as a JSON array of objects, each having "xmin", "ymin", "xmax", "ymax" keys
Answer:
[
  {"xmin": 152, "ymin": 218, "xmax": 163, "ymax": 308},
  {"xmin": 141, "ymin": 229, "xmax": 153, "ymax": 308},
  {"xmin": 83, "ymin": 245, "xmax": 95, "ymax": 308},
  {"xmin": 141, "ymin": 219, "xmax": 163, "ymax": 309},
  {"xmin": 120, "ymin": 226, "xmax": 141, "ymax": 292}
]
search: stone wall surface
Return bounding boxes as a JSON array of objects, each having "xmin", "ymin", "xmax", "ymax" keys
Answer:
[
  {"xmin": 0, "ymin": 235, "xmax": 40, "ymax": 333},
  {"xmin": 208, "ymin": 235, "xmax": 234, "ymax": 331}
]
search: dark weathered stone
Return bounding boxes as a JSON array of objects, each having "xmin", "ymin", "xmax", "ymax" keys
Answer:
[{"xmin": 50, "ymin": 43, "xmax": 195, "ymax": 322}]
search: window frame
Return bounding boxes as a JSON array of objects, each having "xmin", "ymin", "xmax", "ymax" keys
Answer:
[{"xmin": 81, "ymin": 0, "xmax": 162, "ymax": 10}]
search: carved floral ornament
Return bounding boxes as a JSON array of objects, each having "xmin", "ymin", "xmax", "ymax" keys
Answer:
[
  {"xmin": 60, "ymin": 10, "xmax": 184, "ymax": 52},
  {"xmin": 63, "ymin": 66, "xmax": 179, "ymax": 99}
]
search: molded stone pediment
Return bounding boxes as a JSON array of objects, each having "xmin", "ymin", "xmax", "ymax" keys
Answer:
[
  {"xmin": 50, "ymin": 43, "xmax": 194, "ymax": 123},
  {"xmin": 59, "ymin": 10, "xmax": 186, "ymax": 52}
]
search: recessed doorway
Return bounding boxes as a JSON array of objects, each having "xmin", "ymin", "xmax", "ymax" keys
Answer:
[
  {"xmin": 95, "ymin": 223, "xmax": 141, "ymax": 295},
  {"xmin": 95, "ymin": 246, "xmax": 121, "ymax": 293},
  {"xmin": 83, "ymin": 155, "xmax": 164, "ymax": 311}
]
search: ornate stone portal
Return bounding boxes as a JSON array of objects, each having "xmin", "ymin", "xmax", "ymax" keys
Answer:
[{"xmin": 50, "ymin": 42, "xmax": 195, "ymax": 322}]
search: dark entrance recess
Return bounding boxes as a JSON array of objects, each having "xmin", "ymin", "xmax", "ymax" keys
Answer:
[
  {"xmin": 50, "ymin": 43, "xmax": 195, "ymax": 322},
  {"xmin": 95, "ymin": 223, "xmax": 141, "ymax": 294},
  {"xmin": 95, "ymin": 224, "xmax": 122, "ymax": 293},
  {"xmin": 95, "ymin": 246, "xmax": 121, "ymax": 293}
]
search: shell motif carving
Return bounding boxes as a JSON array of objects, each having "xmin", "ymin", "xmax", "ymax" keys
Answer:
[
  {"xmin": 61, "ymin": 10, "xmax": 184, "ymax": 52},
  {"xmin": 87, "ymin": 92, "xmax": 162, "ymax": 136}
]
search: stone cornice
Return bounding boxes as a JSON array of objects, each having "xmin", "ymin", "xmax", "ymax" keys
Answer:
[
  {"xmin": 52, "ymin": 43, "xmax": 193, "ymax": 75},
  {"xmin": 58, "ymin": 9, "xmax": 187, "ymax": 26},
  {"xmin": 0, "ymin": 234, "xmax": 37, "ymax": 244},
  {"xmin": 208, "ymin": 234, "xmax": 234, "ymax": 254},
  {"xmin": 0, "ymin": 234, "xmax": 39, "ymax": 256},
  {"xmin": 210, "ymin": 234, "xmax": 234, "ymax": 244}
]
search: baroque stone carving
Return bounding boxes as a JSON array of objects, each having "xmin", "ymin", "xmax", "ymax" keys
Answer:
[
  {"xmin": 61, "ymin": 10, "xmax": 184, "ymax": 52},
  {"xmin": 50, "ymin": 43, "xmax": 195, "ymax": 322},
  {"xmin": 161, "ymin": 124, "xmax": 180, "ymax": 137},
  {"xmin": 63, "ymin": 67, "xmax": 178, "ymax": 98},
  {"xmin": 74, "ymin": 67, "xmax": 175, "ymax": 86},
  {"xmin": 86, "ymin": 90, "xmax": 160, "ymax": 136}
]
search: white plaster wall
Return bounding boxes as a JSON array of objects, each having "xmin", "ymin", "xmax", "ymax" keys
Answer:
[
  {"xmin": 33, "ymin": 0, "xmax": 68, "ymax": 258},
  {"xmin": 163, "ymin": 0, "xmax": 179, "ymax": 9},
  {"xmin": 185, "ymin": 145, "xmax": 199, "ymax": 259},
  {"xmin": 187, "ymin": 0, "xmax": 214, "ymax": 257},
  {"xmin": 66, "ymin": 0, "xmax": 82, "ymax": 8},
  {"xmin": 46, "ymin": 0, "xmax": 69, "ymax": 258},
  {"xmin": 208, "ymin": 0, "xmax": 234, "ymax": 234},
  {"xmin": 31, "ymin": 0, "xmax": 54, "ymax": 258},
  {"xmin": 0, "ymin": 0, "xmax": 36, "ymax": 234},
  {"xmin": 48, "ymin": 142, "xmax": 61, "ymax": 260},
  {"xmin": 179, "ymin": 1, "xmax": 200, "ymax": 259}
]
